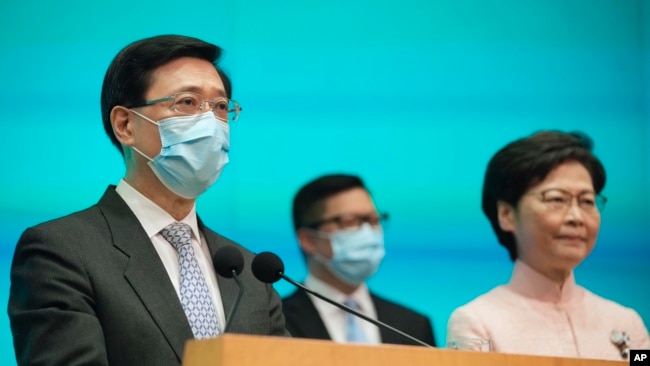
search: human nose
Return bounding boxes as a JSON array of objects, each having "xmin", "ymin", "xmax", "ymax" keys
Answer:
[
  {"xmin": 199, "ymin": 100, "xmax": 212, "ymax": 112},
  {"xmin": 564, "ymin": 199, "xmax": 585, "ymax": 224}
]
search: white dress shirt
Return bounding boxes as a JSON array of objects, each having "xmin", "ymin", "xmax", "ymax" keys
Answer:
[
  {"xmin": 115, "ymin": 179, "xmax": 226, "ymax": 329},
  {"xmin": 304, "ymin": 274, "xmax": 381, "ymax": 344}
]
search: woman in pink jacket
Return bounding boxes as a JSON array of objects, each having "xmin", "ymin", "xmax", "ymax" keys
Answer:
[{"xmin": 447, "ymin": 130, "xmax": 650, "ymax": 361}]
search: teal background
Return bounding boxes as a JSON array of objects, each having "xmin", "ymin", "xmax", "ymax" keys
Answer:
[{"xmin": 1, "ymin": 0, "xmax": 649, "ymax": 363}]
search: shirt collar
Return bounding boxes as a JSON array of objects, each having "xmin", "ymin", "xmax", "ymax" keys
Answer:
[
  {"xmin": 507, "ymin": 259, "xmax": 582, "ymax": 305},
  {"xmin": 305, "ymin": 273, "xmax": 373, "ymax": 315},
  {"xmin": 115, "ymin": 179, "xmax": 201, "ymax": 243}
]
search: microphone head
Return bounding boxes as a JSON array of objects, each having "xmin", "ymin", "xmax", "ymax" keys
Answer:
[
  {"xmin": 213, "ymin": 246, "xmax": 244, "ymax": 278},
  {"xmin": 251, "ymin": 252, "xmax": 284, "ymax": 284}
]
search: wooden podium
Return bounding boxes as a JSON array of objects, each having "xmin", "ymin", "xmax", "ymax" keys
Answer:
[{"xmin": 183, "ymin": 334, "xmax": 626, "ymax": 366}]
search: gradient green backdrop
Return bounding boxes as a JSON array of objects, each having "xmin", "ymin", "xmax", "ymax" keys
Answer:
[{"xmin": 1, "ymin": 0, "xmax": 649, "ymax": 364}]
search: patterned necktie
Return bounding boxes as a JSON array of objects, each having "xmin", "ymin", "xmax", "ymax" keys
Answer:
[
  {"xmin": 343, "ymin": 298, "xmax": 367, "ymax": 343},
  {"xmin": 161, "ymin": 222, "xmax": 220, "ymax": 339}
]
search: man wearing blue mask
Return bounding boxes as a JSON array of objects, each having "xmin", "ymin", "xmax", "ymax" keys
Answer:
[
  {"xmin": 282, "ymin": 174, "xmax": 436, "ymax": 346},
  {"xmin": 8, "ymin": 35, "xmax": 289, "ymax": 366}
]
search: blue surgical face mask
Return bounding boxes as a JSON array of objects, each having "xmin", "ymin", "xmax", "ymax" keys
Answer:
[
  {"xmin": 313, "ymin": 223, "xmax": 386, "ymax": 285},
  {"xmin": 130, "ymin": 110, "xmax": 230, "ymax": 199}
]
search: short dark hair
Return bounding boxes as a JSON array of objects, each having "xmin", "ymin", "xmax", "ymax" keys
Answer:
[
  {"xmin": 100, "ymin": 34, "xmax": 232, "ymax": 156},
  {"xmin": 482, "ymin": 130, "xmax": 606, "ymax": 261},
  {"xmin": 292, "ymin": 174, "xmax": 367, "ymax": 231}
]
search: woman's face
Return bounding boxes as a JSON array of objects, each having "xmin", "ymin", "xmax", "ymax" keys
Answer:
[{"xmin": 498, "ymin": 161, "xmax": 601, "ymax": 278}]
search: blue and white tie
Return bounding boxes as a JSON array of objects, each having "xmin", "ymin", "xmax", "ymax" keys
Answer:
[
  {"xmin": 161, "ymin": 222, "xmax": 220, "ymax": 339},
  {"xmin": 344, "ymin": 298, "xmax": 367, "ymax": 343}
]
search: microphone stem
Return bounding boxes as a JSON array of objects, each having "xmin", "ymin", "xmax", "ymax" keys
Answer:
[
  {"xmin": 224, "ymin": 269, "xmax": 243, "ymax": 333},
  {"xmin": 280, "ymin": 273, "xmax": 432, "ymax": 348}
]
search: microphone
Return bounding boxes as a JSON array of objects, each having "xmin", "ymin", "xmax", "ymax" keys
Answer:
[
  {"xmin": 213, "ymin": 246, "xmax": 245, "ymax": 333},
  {"xmin": 251, "ymin": 251, "xmax": 433, "ymax": 348}
]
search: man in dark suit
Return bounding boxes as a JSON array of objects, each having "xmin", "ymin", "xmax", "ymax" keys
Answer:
[
  {"xmin": 283, "ymin": 174, "xmax": 435, "ymax": 346},
  {"xmin": 8, "ymin": 35, "xmax": 288, "ymax": 366}
]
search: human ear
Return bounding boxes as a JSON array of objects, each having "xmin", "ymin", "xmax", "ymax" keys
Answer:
[
  {"xmin": 110, "ymin": 106, "xmax": 135, "ymax": 146},
  {"xmin": 497, "ymin": 200, "xmax": 516, "ymax": 233},
  {"xmin": 297, "ymin": 228, "xmax": 319, "ymax": 255}
]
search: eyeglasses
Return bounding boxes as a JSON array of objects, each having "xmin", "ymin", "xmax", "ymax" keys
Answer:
[
  {"xmin": 304, "ymin": 212, "xmax": 389, "ymax": 230},
  {"xmin": 131, "ymin": 91, "xmax": 241, "ymax": 122},
  {"xmin": 532, "ymin": 188, "xmax": 607, "ymax": 213}
]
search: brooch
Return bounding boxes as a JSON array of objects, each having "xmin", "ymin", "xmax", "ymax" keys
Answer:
[{"xmin": 610, "ymin": 330, "xmax": 630, "ymax": 359}]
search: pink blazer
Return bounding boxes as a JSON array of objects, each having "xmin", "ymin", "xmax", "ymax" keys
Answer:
[{"xmin": 447, "ymin": 260, "xmax": 650, "ymax": 361}]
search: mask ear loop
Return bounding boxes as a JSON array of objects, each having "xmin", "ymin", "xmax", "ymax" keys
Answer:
[
  {"xmin": 131, "ymin": 146, "xmax": 154, "ymax": 162},
  {"xmin": 305, "ymin": 228, "xmax": 332, "ymax": 263},
  {"xmin": 128, "ymin": 109, "xmax": 160, "ymax": 162},
  {"xmin": 129, "ymin": 109, "xmax": 160, "ymax": 126}
]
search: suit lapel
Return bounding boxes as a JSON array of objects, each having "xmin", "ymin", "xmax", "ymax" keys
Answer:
[
  {"xmin": 98, "ymin": 186, "xmax": 193, "ymax": 361},
  {"xmin": 372, "ymin": 295, "xmax": 401, "ymax": 344},
  {"xmin": 291, "ymin": 289, "xmax": 331, "ymax": 339}
]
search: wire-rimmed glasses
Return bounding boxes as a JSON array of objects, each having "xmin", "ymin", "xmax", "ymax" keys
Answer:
[
  {"xmin": 131, "ymin": 91, "xmax": 241, "ymax": 122},
  {"xmin": 534, "ymin": 188, "xmax": 607, "ymax": 214}
]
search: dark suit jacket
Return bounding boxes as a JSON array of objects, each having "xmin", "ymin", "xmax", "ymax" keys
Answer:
[
  {"xmin": 8, "ymin": 186, "xmax": 289, "ymax": 365},
  {"xmin": 282, "ymin": 287, "xmax": 436, "ymax": 347}
]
